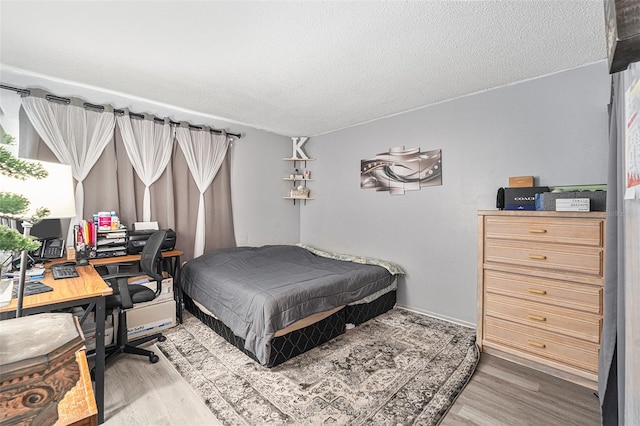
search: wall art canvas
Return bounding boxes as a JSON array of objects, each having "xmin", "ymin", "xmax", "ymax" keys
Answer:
[{"xmin": 361, "ymin": 146, "xmax": 442, "ymax": 195}]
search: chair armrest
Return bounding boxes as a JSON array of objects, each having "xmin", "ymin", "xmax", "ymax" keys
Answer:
[
  {"xmin": 116, "ymin": 277, "xmax": 134, "ymax": 310},
  {"xmin": 100, "ymin": 272, "xmax": 143, "ymax": 281},
  {"xmin": 95, "ymin": 262, "xmax": 136, "ymax": 276},
  {"xmin": 101, "ymin": 272, "xmax": 163, "ymax": 298}
]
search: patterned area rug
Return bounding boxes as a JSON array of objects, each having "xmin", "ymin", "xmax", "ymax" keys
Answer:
[{"xmin": 157, "ymin": 308, "xmax": 478, "ymax": 425}]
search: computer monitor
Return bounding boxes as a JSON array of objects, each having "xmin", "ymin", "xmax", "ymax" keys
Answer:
[{"xmin": 17, "ymin": 219, "xmax": 63, "ymax": 240}]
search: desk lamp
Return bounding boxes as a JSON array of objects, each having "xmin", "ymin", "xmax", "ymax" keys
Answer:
[{"xmin": 0, "ymin": 160, "xmax": 76, "ymax": 317}]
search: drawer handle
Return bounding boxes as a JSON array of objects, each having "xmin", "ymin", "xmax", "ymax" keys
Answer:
[
  {"xmin": 528, "ymin": 254, "xmax": 547, "ymax": 260},
  {"xmin": 527, "ymin": 314, "xmax": 547, "ymax": 322},
  {"xmin": 528, "ymin": 288, "xmax": 547, "ymax": 295},
  {"xmin": 527, "ymin": 340, "xmax": 546, "ymax": 348},
  {"xmin": 528, "ymin": 229, "xmax": 547, "ymax": 234}
]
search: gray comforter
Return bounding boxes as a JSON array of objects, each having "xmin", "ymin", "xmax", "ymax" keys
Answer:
[{"xmin": 181, "ymin": 245, "xmax": 397, "ymax": 365}]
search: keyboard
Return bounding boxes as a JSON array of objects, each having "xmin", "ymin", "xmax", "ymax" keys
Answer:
[
  {"xmin": 51, "ymin": 264, "xmax": 79, "ymax": 280},
  {"xmin": 11, "ymin": 281, "xmax": 53, "ymax": 298}
]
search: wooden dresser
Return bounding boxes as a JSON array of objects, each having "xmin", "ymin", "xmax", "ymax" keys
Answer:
[{"xmin": 477, "ymin": 210, "xmax": 605, "ymax": 387}]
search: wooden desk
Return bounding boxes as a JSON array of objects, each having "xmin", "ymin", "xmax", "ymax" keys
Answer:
[
  {"xmin": 0, "ymin": 265, "xmax": 111, "ymax": 313},
  {"xmin": 0, "ymin": 265, "xmax": 112, "ymax": 424},
  {"xmin": 51, "ymin": 249, "xmax": 182, "ymax": 289},
  {"xmin": 87, "ymin": 249, "xmax": 182, "ymax": 268}
]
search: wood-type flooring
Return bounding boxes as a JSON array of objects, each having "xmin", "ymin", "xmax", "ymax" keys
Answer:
[{"xmin": 103, "ymin": 346, "xmax": 600, "ymax": 425}]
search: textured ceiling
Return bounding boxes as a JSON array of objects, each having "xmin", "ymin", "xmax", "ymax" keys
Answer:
[{"xmin": 0, "ymin": 1, "xmax": 606, "ymax": 137}]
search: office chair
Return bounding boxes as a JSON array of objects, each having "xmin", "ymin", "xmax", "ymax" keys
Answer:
[{"xmin": 100, "ymin": 229, "xmax": 168, "ymax": 365}]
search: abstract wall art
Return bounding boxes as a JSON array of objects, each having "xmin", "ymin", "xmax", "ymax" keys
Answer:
[{"xmin": 360, "ymin": 146, "xmax": 442, "ymax": 195}]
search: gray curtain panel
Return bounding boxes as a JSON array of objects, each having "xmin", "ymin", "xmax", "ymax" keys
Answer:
[
  {"xmin": 19, "ymin": 104, "xmax": 236, "ymax": 263},
  {"xmin": 172, "ymin": 145, "xmax": 236, "ymax": 262},
  {"xmin": 18, "ymin": 106, "xmax": 121, "ymax": 236},
  {"xmin": 600, "ymin": 64, "xmax": 637, "ymax": 425},
  {"xmin": 114, "ymin": 125, "xmax": 176, "ymax": 233}
]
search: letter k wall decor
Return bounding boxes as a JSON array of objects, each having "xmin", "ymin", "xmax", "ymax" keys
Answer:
[
  {"xmin": 291, "ymin": 137, "xmax": 310, "ymax": 159},
  {"xmin": 360, "ymin": 147, "xmax": 442, "ymax": 195}
]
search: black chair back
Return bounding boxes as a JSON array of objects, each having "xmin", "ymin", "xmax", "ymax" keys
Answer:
[{"xmin": 139, "ymin": 230, "xmax": 167, "ymax": 283}]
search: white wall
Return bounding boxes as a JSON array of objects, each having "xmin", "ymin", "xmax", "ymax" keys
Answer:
[
  {"xmin": 2, "ymin": 62, "xmax": 611, "ymax": 325},
  {"xmin": 301, "ymin": 61, "xmax": 610, "ymax": 325},
  {"xmin": 0, "ymin": 65, "xmax": 299, "ymax": 246},
  {"xmin": 231, "ymin": 132, "xmax": 301, "ymax": 246}
]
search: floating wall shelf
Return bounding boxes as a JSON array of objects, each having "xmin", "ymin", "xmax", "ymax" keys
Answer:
[{"xmin": 283, "ymin": 158, "xmax": 315, "ymax": 204}]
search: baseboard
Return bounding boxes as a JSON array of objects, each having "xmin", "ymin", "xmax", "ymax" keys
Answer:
[{"xmin": 396, "ymin": 305, "xmax": 476, "ymax": 329}]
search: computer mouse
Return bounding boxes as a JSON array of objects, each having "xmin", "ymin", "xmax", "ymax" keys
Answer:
[{"xmin": 58, "ymin": 261, "xmax": 77, "ymax": 266}]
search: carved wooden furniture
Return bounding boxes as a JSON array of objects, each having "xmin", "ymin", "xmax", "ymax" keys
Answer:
[
  {"xmin": 477, "ymin": 210, "xmax": 605, "ymax": 388},
  {"xmin": 0, "ymin": 313, "xmax": 85, "ymax": 425},
  {"xmin": 0, "ymin": 264, "xmax": 112, "ymax": 424},
  {"xmin": 54, "ymin": 350, "xmax": 97, "ymax": 426}
]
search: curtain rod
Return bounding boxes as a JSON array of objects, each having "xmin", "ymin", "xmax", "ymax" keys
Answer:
[{"xmin": 0, "ymin": 83, "xmax": 242, "ymax": 139}]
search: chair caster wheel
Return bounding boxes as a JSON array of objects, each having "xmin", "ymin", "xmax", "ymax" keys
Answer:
[
  {"xmin": 158, "ymin": 335, "xmax": 167, "ymax": 342},
  {"xmin": 149, "ymin": 354, "xmax": 159, "ymax": 363}
]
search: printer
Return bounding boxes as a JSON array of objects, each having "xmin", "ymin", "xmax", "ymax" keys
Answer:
[{"xmin": 127, "ymin": 229, "xmax": 176, "ymax": 254}]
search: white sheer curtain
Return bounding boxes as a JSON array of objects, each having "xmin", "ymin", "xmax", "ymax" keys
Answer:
[
  {"xmin": 21, "ymin": 93, "xmax": 115, "ymax": 242},
  {"xmin": 176, "ymin": 125, "xmax": 229, "ymax": 257},
  {"xmin": 116, "ymin": 112, "xmax": 174, "ymax": 222}
]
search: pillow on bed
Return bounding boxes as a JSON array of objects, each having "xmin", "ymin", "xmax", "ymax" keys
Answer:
[{"xmin": 296, "ymin": 244, "xmax": 405, "ymax": 276}]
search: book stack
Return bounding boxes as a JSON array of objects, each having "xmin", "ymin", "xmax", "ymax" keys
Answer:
[
  {"xmin": 74, "ymin": 219, "xmax": 95, "ymax": 256},
  {"xmin": 4, "ymin": 268, "xmax": 45, "ymax": 282}
]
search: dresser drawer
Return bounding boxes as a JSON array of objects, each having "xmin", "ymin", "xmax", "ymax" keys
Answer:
[
  {"xmin": 484, "ymin": 293, "xmax": 602, "ymax": 343},
  {"xmin": 484, "ymin": 317, "xmax": 599, "ymax": 373},
  {"xmin": 484, "ymin": 270, "xmax": 602, "ymax": 314},
  {"xmin": 485, "ymin": 240, "xmax": 603, "ymax": 277},
  {"xmin": 478, "ymin": 211, "xmax": 605, "ymax": 386},
  {"xmin": 485, "ymin": 216, "xmax": 603, "ymax": 246}
]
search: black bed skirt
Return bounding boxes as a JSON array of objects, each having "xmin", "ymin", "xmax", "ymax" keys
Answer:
[
  {"xmin": 344, "ymin": 290, "xmax": 397, "ymax": 326},
  {"xmin": 183, "ymin": 290, "xmax": 397, "ymax": 368}
]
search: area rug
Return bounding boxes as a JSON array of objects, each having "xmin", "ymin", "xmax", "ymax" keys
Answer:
[{"xmin": 156, "ymin": 308, "xmax": 479, "ymax": 425}]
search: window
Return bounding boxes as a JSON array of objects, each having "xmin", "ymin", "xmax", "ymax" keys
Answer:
[{"xmin": 0, "ymin": 90, "xmax": 21, "ymax": 156}]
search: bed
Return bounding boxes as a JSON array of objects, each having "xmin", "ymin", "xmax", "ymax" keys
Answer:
[{"xmin": 179, "ymin": 244, "xmax": 404, "ymax": 367}]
